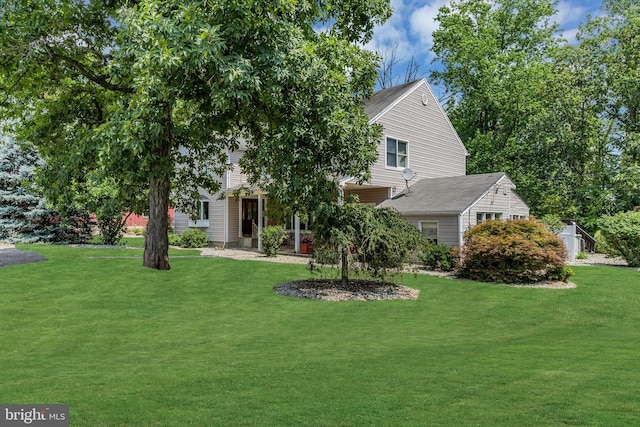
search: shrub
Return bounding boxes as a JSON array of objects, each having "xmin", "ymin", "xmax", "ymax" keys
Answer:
[
  {"xmin": 180, "ymin": 228, "xmax": 209, "ymax": 248},
  {"xmin": 598, "ymin": 211, "xmax": 640, "ymax": 267},
  {"xmin": 168, "ymin": 233, "xmax": 182, "ymax": 247},
  {"xmin": 458, "ymin": 219, "xmax": 569, "ymax": 283},
  {"xmin": 261, "ymin": 226, "xmax": 288, "ymax": 257},
  {"xmin": 131, "ymin": 226, "xmax": 144, "ymax": 236},
  {"xmin": 540, "ymin": 214, "xmax": 566, "ymax": 235},
  {"xmin": 419, "ymin": 243, "xmax": 459, "ymax": 272},
  {"xmin": 90, "ymin": 233, "xmax": 124, "ymax": 246},
  {"xmin": 593, "ymin": 229, "xmax": 620, "ymax": 256}
]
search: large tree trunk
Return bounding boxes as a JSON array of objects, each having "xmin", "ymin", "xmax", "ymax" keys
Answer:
[{"xmin": 144, "ymin": 175, "xmax": 171, "ymax": 270}]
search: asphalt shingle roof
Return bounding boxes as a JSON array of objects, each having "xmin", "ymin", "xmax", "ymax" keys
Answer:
[
  {"xmin": 378, "ymin": 172, "xmax": 508, "ymax": 214},
  {"xmin": 363, "ymin": 80, "xmax": 422, "ymax": 120}
]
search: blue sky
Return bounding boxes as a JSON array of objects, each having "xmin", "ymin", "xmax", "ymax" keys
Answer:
[{"xmin": 367, "ymin": 0, "xmax": 604, "ymax": 90}]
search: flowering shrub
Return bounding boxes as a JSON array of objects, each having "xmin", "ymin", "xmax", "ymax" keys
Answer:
[{"xmin": 458, "ymin": 219, "xmax": 569, "ymax": 283}]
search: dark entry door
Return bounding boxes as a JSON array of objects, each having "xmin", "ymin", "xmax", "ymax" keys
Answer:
[{"xmin": 242, "ymin": 199, "xmax": 258, "ymax": 236}]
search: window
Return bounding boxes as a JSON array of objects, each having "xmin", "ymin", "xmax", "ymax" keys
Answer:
[
  {"xmin": 386, "ymin": 137, "xmax": 408, "ymax": 168},
  {"xmin": 476, "ymin": 212, "xmax": 503, "ymax": 223},
  {"xmin": 419, "ymin": 221, "xmax": 438, "ymax": 245},
  {"xmin": 196, "ymin": 200, "xmax": 210, "ymax": 221},
  {"xmin": 189, "ymin": 197, "xmax": 210, "ymax": 227}
]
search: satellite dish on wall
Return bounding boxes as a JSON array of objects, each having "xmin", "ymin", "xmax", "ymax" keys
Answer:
[
  {"xmin": 401, "ymin": 168, "xmax": 415, "ymax": 181},
  {"xmin": 401, "ymin": 168, "xmax": 415, "ymax": 193}
]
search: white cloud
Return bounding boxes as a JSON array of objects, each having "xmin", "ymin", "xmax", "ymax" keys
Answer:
[
  {"xmin": 554, "ymin": 1, "xmax": 603, "ymax": 45},
  {"xmin": 555, "ymin": 0, "xmax": 587, "ymax": 28},
  {"xmin": 409, "ymin": 0, "xmax": 449, "ymax": 49},
  {"xmin": 366, "ymin": 0, "xmax": 413, "ymax": 56}
]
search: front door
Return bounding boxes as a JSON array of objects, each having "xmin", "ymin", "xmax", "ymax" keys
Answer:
[{"xmin": 242, "ymin": 199, "xmax": 258, "ymax": 236}]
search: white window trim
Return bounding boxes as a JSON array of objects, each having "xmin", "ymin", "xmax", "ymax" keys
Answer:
[
  {"xmin": 189, "ymin": 198, "xmax": 210, "ymax": 227},
  {"xmin": 385, "ymin": 135, "xmax": 409, "ymax": 170},
  {"xmin": 476, "ymin": 212, "xmax": 504, "ymax": 224},
  {"xmin": 419, "ymin": 220, "xmax": 439, "ymax": 244}
]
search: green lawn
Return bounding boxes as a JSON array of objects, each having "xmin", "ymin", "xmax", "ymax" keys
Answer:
[{"xmin": 1, "ymin": 245, "xmax": 639, "ymax": 426}]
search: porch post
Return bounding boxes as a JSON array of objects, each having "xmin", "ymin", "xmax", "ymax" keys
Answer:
[
  {"xmin": 238, "ymin": 197, "xmax": 243, "ymax": 240},
  {"xmin": 257, "ymin": 194, "xmax": 263, "ymax": 251},
  {"xmin": 294, "ymin": 215, "xmax": 301, "ymax": 253}
]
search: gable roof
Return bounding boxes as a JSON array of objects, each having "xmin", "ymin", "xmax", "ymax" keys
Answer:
[
  {"xmin": 378, "ymin": 172, "xmax": 510, "ymax": 215},
  {"xmin": 363, "ymin": 79, "xmax": 468, "ymax": 156},
  {"xmin": 363, "ymin": 80, "xmax": 422, "ymax": 122}
]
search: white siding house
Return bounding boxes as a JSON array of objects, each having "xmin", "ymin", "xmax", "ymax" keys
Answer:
[{"xmin": 174, "ymin": 79, "xmax": 530, "ymax": 249}]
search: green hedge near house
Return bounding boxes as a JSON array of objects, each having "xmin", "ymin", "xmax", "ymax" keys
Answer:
[{"xmin": 180, "ymin": 228, "xmax": 209, "ymax": 248}]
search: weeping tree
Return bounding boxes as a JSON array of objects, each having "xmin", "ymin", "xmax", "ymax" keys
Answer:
[
  {"xmin": 313, "ymin": 201, "xmax": 424, "ymax": 286},
  {"xmin": 1, "ymin": 0, "xmax": 391, "ymax": 270}
]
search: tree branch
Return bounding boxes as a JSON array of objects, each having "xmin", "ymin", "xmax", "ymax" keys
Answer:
[{"xmin": 43, "ymin": 44, "xmax": 133, "ymax": 94}]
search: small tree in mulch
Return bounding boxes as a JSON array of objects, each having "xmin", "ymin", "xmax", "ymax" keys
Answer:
[
  {"xmin": 312, "ymin": 202, "xmax": 424, "ymax": 286},
  {"xmin": 457, "ymin": 219, "xmax": 570, "ymax": 284}
]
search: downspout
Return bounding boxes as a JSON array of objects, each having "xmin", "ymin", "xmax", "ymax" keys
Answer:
[
  {"xmin": 458, "ymin": 212, "xmax": 464, "ymax": 248},
  {"xmin": 223, "ymin": 195, "xmax": 228, "ymax": 249}
]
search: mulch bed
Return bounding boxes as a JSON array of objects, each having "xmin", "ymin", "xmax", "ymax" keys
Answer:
[
  {"xmin": 0, "ymin": 247, "xmax": 48, "ymax": 268},
  {"xmin": 274, "ymin": 279, "xmax": 420, "ymax": 301}
]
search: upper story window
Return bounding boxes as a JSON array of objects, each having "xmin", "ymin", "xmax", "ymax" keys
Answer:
[{"xmin": 386, "ymin": 137, "xmax": 408, "ymax": 169}]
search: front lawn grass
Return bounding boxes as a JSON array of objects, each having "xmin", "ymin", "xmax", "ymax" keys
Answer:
[{"xmin": 1, "ymin": 244, "xmax": 639, "ymax": 426}]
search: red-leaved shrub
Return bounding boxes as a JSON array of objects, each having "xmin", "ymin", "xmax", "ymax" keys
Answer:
[{"xmin": 457, "ymin": 219, "xmax": 569, "ymax": 283}]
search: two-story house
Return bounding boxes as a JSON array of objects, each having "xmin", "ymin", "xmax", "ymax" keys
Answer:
[{"xmin": 174, "ymin": 79, "xmax": 529, "ymax": 250}]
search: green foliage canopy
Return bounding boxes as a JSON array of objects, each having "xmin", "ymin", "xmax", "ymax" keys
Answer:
[
  {"xmin": 0, "ymin": 0, "xmax": 391, "ymax": 269},
  {"xmin": 431, "ymin": 0, "xmax": 639, "ymax": 229}
]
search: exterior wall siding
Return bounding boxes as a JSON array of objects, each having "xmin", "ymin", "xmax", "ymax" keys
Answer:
[
  {"xmin": 404, "ymin": 215, "xmax": 459, "ymax": 247},
  {"xmin": 174, "ymin": 211, "xmax": 189, "ymax": 235},
  {"xmin": 368, "ymin": 82, "xmax": 467, "ymax": 190},
  {"xmin": 345, "ymin": 187, "xmax": 390, "ymax": 205},
  {"xmin": 227, "ymin": 197, "xmax": 240, "ymax": 244},
  {"xmin": 461, "ymin": 187, "xmax": 530, "ymax": 231},
  {"xmin": 228, "ymin": 150, "xmax": 247, "ymax": 189},
  {"xmin": 207, "ymin": 198, "xmax": 225, "ymax": 243}
]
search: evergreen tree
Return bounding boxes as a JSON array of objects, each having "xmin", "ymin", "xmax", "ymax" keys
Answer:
[{"xmin": 0, "ymin": 135, "xmax": 90, "ymax": 243}]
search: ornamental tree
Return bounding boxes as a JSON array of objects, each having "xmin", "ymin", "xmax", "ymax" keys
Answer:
[
  {"xmin": 458, "ymin": 219, "xmax": 569, "ymax": 284},
  {"xmin": 0, "ymin": 0, "xmax": 391, "ymax": 270},
  {"xmin": 313, "ymin": 202, "xmax": 424, "ymax": 286}
]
